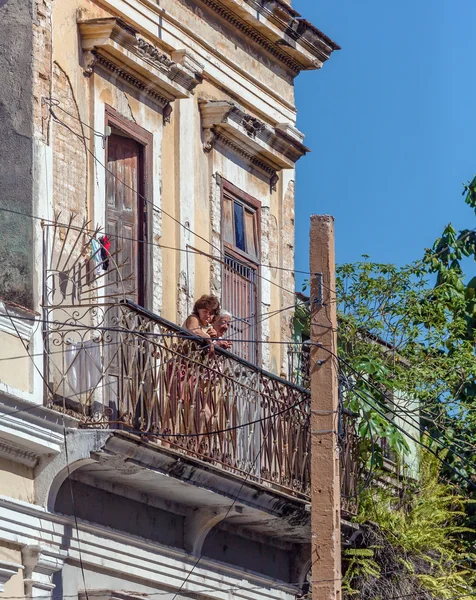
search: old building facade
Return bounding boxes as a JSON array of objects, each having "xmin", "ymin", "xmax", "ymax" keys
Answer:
[{"xmin": 0, "ymin": 0, "xmax": 339, "ymax": 598}]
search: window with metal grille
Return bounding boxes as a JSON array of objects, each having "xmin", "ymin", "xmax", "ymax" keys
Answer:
[{"xmin": 221, "ymin": 181, "xmax": 260, "ymax": 364}]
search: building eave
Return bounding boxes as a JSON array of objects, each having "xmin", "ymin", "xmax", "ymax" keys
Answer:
[{"xmin": 197, "ymin": 0, "xmax": 340, "ymax": 73}]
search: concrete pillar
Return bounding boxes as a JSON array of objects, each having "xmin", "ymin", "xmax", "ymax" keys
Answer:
[{"xmin": 309, "ymin": 215, "xmax": 341, "ymax": 600}]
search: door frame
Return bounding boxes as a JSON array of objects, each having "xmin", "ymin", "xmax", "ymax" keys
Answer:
[
  {"xmin": 105, "ymin": 105, "xmax": 153, "ymax": 308},
  {"xmin": 220, "ymin": 179, "xmax": 262, "ymax": 365}
]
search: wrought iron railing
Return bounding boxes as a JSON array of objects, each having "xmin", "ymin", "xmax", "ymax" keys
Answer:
[
  {"xmin": 40, "ymin": 217, "xmax": 357, "ymax": 505},
  {"xmin": 340, "ymin": 409, "xmax": 360, "ymax": 516},
  {"xmin": 287, "ymin": 341, "xmax": 311, "ymax": 388},
  {"xmin": 44, "ymin": 300, "xmax": 312, "ymax": 498}
]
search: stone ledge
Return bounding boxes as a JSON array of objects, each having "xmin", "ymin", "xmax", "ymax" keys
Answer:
[
  {"xmin": 198, "ymin": 0, "xmax": 340, "ymax": 71},
  {"xmin": 78, "ymin": 18, "xmax": 204, "ymax": 107},
  {"xmin": 199, "ymin": 100, "xmax": 309, "ymax": 189}
]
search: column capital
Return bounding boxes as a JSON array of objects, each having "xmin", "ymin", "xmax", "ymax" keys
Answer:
[{"xmin": 22, "ymin": 545, "xmax": 66, "ymax": 599}]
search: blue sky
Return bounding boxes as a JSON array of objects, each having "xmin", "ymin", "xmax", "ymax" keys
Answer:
[{"xmin": 293, "ymin": 0, "xmax": 476, "ymax": 283}]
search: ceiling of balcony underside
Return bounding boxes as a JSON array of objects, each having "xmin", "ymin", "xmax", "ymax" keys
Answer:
[{"xmin": 69, "ymin": 433, "xmax": 311, "ymax": 544}]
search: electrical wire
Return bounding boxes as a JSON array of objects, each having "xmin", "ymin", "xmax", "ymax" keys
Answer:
[
  {"xmin": 0, "ymin": 203, "xmax": 312, "ymax": 286},
  {"xmin": 0, "ymin": 299, "xmax": 303, "ymax": 362},
  {"xmin": 44, "ymin": 104, "xmax": 306, "ymax": 299},
  {"xmin": 0, "ymin": 333, "xmax": 308, "ymax": 440},
  {"xmin": 0, "ymin": 581, "xmax": 300, "ymax": 600},
  {"xmin": 315, "ymin": 330, "xmax": 476, "ymax": 482},
  {"xmin": 2, "ymin": 326, "xmax": 474, "ymax": 598},
  {"xmin": 331, "ymin": 348, "xmax": 476, "ymax": 472},
  {"xmin": 343, "ymin": 383, "xmax": 476, "ymax": 489},
  {"xmin": 63, "ymin": 422, "xmax": 90, "ymax": 600},
  {"xmin": 0, "ymin": 310, "xmax": 313, "ymax": 346},
  {"xmin": 168, "ymin": 370, "xmax": 289, "ymax": 600}
]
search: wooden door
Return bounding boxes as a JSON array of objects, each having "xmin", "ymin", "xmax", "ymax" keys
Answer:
[
  {"xmin": 105, "ymin": 133, "xmax": 146, "ymax": 422},
  {"xmin": 106, "ymin": 133, "xmax": 145, "ymax": 303}
]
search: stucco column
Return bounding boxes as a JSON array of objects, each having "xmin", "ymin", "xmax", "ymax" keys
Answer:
[
  {"xmin": 177, "ymin": 98, "xmax": 196, "ymax": 321},
  {"xmin": 309, "ymin": 215, "xmax": 342, "ymax": 600},
  {"xmin": 22, "ymin": 545, "xmax": 65, "ymax": 599}
]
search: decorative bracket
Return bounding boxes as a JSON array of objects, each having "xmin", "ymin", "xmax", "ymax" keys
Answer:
[
  {"xmin": 199, "ymin": 100, "xmax": 309, "ymax": 191},
  {"xmin": 78, "ymin": 18, "xmax": 204, "ymax": 107},
  {"xmin": 22, "ymin": 545, "xmax": 65, "ymax": 600},
  {"xmin": 184, "ymin": 509, "xmax": 228, "ymax": 557}
]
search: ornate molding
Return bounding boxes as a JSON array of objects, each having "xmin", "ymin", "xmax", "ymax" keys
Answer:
[
  {"xmin": 22, "ymin": 545, "xmax": 65, "ymax": 600},
  {"xmin": 214, "ymin": 131, "xmax": 277, "ymax": 177},
  {"xmin": 199, "ymin": 100, "xmax": 308, "ymax": 189},
  {"xmin": 0, "ymin": 440, "xmax": 38, "ymax": 468},
  {"xmin": 136, "ymin": 38, "xmax": 175, "ymax": 69},
  {"xmin": 0, "ymin": 561, "xmax": 23, "ymax": 592},
  {"xmin": 242, "ymin": 114, "xmax": 266, "ymax": 138},
  {"xmin": 78, "ymin": 18, "xmax": 203, "ymax": 105},
  {"xmin": 199, "ymin": 0, "xmax": 301, "ymax": 73},
  {"xmin": 93, "ymin": 53, "xmax": 170, "ymax": 108},
  {"xmin": 197, "ymin": 0, "xmax": 339, "ymax": 72}
]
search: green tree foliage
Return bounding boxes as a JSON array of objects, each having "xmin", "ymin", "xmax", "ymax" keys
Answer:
[
  {"xmin": 299, "ymin": 256, "xmax": 476, "ymax": 473},
  {"xmin": 342, "ymin": 446, "xmax": 476, "ymax": 599},
  {"xmin": 333, "ymin": 258, "xmax": 476, "ymax": 478},
  {"xmin": 297, "ymin": 180, "xmax": 476, "ymax": 598}
]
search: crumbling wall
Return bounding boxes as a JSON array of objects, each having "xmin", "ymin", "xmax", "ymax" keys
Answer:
[
  {"xmin": 51, "ymin": 62, "xmax": 88, "ymax": 218},
  {"xmin": 0, "ymin": 0, "xmax": 35, "ymax": 308}
]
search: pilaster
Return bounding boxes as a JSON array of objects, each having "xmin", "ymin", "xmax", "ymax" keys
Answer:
[{"xmin": 22, "ymin": 545, "xmax": 66, "ymax": 600}]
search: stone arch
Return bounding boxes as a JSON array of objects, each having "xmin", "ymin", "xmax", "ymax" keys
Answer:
[{"xmin": 35, "ymin": 429, "xmax": 112, "ymax": 510}]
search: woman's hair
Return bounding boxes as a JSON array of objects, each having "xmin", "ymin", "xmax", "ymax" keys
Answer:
[
  {"xmin": 214, "ymin": 309, "xmax": 232, "ymax": 320},
  {"xmin": 192, "ymin": 294, "xmax": 220, "ymax": 316}
]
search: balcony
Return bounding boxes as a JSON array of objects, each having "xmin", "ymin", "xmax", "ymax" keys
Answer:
[
  {"xmin": 44, "ymin": 299, "xmax": 311, "ymax": 499},
  {"xmin": 41, "ymin": 219, "xmax": 358, "ymax": 514}
]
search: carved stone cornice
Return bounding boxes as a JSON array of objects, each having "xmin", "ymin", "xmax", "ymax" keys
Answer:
[
  {"xmin": 93, "ymin": 53, "xmax": 170, "ymax": 108},
  {"xmin": 213, "ymin": 131, "xmax": 272, "ymax": 175},
  {"xmin": 197, "ymin": 0, "xmax": 340, "ymax": 72},
  {"xmin": 199, "ymin": 100, "xmax": 309, "ymax": 185},
  {"xmin": 199, "ymin": 0, "xmax": 301, "ymax": 73},
  {"xmin": 0, "ymin": 439, "xmax": 38, "ymax": 468},
  {"xmin": 78, "ymin": 18, "xmax": 204, "ymax": 105}
]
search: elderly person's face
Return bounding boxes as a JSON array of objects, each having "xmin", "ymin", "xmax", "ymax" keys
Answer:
[{"xmin": 213, "ymin": 314, "xmax": 231, "ymax": 337}]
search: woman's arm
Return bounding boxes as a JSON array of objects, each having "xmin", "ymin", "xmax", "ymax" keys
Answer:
[{"xmin": 184, "ymin": 315, "xmax": 217, "ymax": 339}]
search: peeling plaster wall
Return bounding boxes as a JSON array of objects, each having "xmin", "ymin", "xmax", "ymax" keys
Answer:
[
  {"xmin": 51, "ymin": 62, "xmax": 88, "ymax": 218},
  {"xmin": 0, "ymin": 0, "xmax": 35, "ymax": 308},
  {"xmin": 0, "ymin": 543, "xmax": 24, "ymax": 598},
  {"xmin": 0, "ymin": 457, "xmax": 34, "ymax": 503},
  {"xmin": 0, "ymin": 331, "xmax": 31, "ymax": 392}
]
